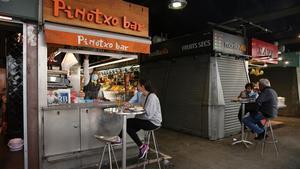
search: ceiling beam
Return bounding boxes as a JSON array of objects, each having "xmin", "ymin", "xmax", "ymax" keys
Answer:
[{"xmin": 248, "ymin": 5, "xmax": 300, "ymax": 23}]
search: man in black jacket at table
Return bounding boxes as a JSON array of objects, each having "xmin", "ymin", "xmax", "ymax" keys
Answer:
[{"xmin": 242, "ymin": 78, "xmax": 278, "ymax": 140}]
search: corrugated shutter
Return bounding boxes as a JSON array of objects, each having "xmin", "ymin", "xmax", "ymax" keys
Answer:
[{"xmin": 217, "ymin": 55, "xmax": 248, "ymax": 136}]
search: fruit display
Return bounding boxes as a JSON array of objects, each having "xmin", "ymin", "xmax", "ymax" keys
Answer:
[{"xmin": 80, "ymin": 65, "xmax": 139, "ymax": 100}]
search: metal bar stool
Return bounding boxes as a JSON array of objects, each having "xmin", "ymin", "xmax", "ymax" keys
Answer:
[
  {"xmin": 143, "ymin": 127, "xmax": 162, "ymax": 169},
  {"xmin": 94, "ymin": 135, "xmax": 120, "ymax": 169},
  {"xmin": 261, "ymin": 118, "xmax": 279, "ymax": 157}
]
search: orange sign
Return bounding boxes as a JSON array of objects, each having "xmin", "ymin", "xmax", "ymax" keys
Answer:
[
  {"xmin": 44, "ymin": 29, "xmax": 150, "ymax": 54},
  {"xmin": 43, "ymin": 0, "xmax": 149, "ymax": 37}
]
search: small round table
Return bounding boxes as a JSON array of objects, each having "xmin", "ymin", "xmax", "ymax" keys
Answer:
[
  {"xmin": 231, "ymin": 98, "xmax": 255, "ymax": 148},
  {"xmin": 104, "ymin": 107, "xmax": 145, "ymax": 169}
]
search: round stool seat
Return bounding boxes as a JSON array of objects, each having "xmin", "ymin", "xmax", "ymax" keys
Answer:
[
  {"xmin": 145, "ymin": 126, "xmax": 161, "ymax": 132},
  {"xmin": 94, "ymin": 135, "xmax": 120, "ymax": 143}
]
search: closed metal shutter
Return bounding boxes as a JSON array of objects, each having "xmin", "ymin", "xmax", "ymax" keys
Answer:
[
  {"xmin": 141, "ymin": 55, "xmax": 210, "ymax": 137},
  {"xmin": 163, "ymin": 56, "xmax": 210, "ymax": 137},
  {"xmin": 217, "ymin": 55, "xmax": 248, "ymax": 136}
]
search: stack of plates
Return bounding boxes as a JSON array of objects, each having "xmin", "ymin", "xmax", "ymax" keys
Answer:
[{"xmin": 8, "ymin": 138, "xmax": 24, "ymax": 151}]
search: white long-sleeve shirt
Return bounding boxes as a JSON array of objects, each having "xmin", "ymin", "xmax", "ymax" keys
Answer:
[{"xmin": 136, "ymin": 93, "xmax": 162, "ymax": 126}]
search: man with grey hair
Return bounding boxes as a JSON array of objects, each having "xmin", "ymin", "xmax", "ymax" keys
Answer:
[{"xmin": 242, "ymin": 78, "xmax": 278, "ymax": 140}]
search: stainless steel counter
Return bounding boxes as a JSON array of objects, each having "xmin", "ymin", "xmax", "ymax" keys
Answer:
[
  {"xmin": 41, "ymin": 101, "xmax": 144, "ymax": 169},
  {"xmin": 42, "ymin": 101, "xmax": 116, "ymax": 111},
  {"xmin": 42, "ymin": 101, "xmax": 122, "ymax": 157}
]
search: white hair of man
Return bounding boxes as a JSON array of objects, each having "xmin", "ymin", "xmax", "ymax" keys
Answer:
[{"xmin": 259, "ymin": 78, "xmax": 271, "ymax": 87}]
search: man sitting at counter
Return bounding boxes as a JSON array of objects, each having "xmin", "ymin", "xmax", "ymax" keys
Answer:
[{"xmin": 242, "ymin": 78, "xmax": 278, "ymax": 140}]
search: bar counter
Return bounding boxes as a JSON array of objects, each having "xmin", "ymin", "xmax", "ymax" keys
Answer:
[
  {"xmin": 41, "ymin": 101, "xmax": 139, "ymax": 169},
  {"xmin": 42, "ymin": 101, "xmax": 116, "ymax": 110}
]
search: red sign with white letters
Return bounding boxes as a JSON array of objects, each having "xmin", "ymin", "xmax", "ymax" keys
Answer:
[{"xmin": 250, "ymin": 38, "xmax": 278, "ymax": 64}]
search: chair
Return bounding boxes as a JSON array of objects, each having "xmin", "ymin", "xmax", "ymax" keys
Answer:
[
  {"xmin": 143, "ymin": 127, "xmax": 162, "ymax": 169},
  {"xmin": 261, "ymin": 118, "xmax": 279, "ymax": 157},
  {"xmin": 94, "ymin": 135, "xmax": 120, "ymax": 169}
]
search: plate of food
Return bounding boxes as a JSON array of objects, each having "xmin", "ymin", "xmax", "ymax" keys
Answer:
[{"xmin": 129, "ymin": 106, "xmax": 144, "ymax": 112}]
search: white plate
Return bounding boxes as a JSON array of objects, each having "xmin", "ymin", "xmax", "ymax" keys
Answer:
[
  {"xmin": 8, "ymin": 142, "xmax": 23, "ymax": 149},
  {"xmin": 8, "ymin": 138, "xmax": 23, "ymax": 144},
  {"xmin": 128, "ymin": 107, "xmax": 135, "ymax": 111},
  {"xmin": 9, "ymin": 146, "xmax": 23, "ymax": 152}
]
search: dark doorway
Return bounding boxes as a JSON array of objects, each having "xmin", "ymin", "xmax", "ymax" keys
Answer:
[{"xmin": 0, "ymin": 21, "xmax": 24, "ymax": 169}]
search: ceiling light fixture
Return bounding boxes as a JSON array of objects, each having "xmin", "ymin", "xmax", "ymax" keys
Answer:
[
  {"xmin": 89, "ymin": 58, "xmax": 136, "ymax": 69},
  {"xmin": 168, "ymin": 0, "xmax": 187, "ymax": 10},
  {"xmin": 58, "ymin": 48, "xmax": 138, "ymax": 59},
  {"xmin": 61, "ymin": 52, "xmax": 78, "ymax": 71},
  {"xmin": 298, "ymin": 34, "xmax": 300, "ymax": 39},
  {"xmin": 0, "ymin": 15, "xmax": 12, "ymax": 21}
]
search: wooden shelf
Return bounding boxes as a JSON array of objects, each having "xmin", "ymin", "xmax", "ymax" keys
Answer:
[{"xmin": 48, "ymin": 70, "xmax": 68, "ymax": 75}]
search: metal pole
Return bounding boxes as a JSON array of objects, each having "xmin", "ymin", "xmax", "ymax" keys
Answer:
[
  {"xmin": 241, "ymin": 103, "xmax": 245, "ymax": 139},
  {"xmin": 23, "ymin": 23, "xmax": 28, "ymax": 169},
  {"xmin": 122, "ymin": 115, "xmax": 127, "ymax": 169}
]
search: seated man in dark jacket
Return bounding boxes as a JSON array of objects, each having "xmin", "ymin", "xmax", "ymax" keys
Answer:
[{"xmin": 242, "ymin": 78, "xmax": 278, "ymax": 140}]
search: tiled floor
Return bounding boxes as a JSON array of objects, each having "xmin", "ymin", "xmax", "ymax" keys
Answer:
[
  {"xmin": 149, "ymin": 116, "xmax": 300, "ymax": 169},
  {"xmin": 1, "ymin": 116, "xmax": 300, "ymax": 169}
]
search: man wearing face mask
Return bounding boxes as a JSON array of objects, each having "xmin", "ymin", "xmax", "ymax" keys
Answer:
[{"xmin": 83, "ymin": 55, "xmax": 107, "ymax": 100}]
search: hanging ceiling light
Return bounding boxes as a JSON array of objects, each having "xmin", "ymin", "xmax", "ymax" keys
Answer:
[
  {"xmin": 168, "ymin": 0, "xmax": 187, "ymax": 10},
  {"xmin": 61, "ymin": 52, "xmax": 78, "ymax": 71}
]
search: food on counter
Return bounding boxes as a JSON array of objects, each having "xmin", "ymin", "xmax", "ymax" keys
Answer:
[{"xmin": 129, "ymin": 106, "xmax": 144, "ymax": 112}]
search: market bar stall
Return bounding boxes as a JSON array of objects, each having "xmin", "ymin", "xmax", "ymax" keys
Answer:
[
  {"xmin": 141, "ymin": 29, "xmax": 249, "ymax": 140},
  {"xmin": 38, "ymin": 0, "xmax": 151, "ymax": 168}
]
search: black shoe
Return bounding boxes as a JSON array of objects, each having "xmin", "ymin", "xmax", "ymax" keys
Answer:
[{"xmin": 254, "ymin": 131, "xmax": 268, "ymax": 140}]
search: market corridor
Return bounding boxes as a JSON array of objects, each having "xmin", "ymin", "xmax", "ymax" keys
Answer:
[
  {"xmin": 1, "ymin": 117, "xmax": 299, "ymax": 169},
  {"xmin": 145, "ymin": 116, "xmax": 300, "ymax": 169}
]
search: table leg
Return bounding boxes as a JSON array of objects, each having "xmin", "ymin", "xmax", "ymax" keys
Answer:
[
  {"xmin": 232, "ymin": 103, "xmax": 253, "ymax": 147},
  {"xmin": 241, "ymin": 103, "xmax": 245, "ymax": 140},
  {"xmin": 122, "ymin": 115, "xmax": 127, "ymax": 169}
]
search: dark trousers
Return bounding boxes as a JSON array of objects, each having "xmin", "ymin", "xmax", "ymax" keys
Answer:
[
  {"xmin": 119, "ymin": 118, "xmax": 159, "ymax": 147},
  {"xmin": 238, "ymin": 103, "xmax": 263, "ymax": 128}
]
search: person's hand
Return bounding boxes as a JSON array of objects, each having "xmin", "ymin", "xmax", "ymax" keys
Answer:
[{"xmin": 123, "ymin": 102, "xmax": 132, "ymax": 109}]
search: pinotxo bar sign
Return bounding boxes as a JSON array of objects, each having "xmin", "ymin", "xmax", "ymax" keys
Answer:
[
  {"xmin": 44, "ymin": 29, "xmax": 150, "ymax": 54},
  {"xmin": 43, "ymin": 0, "xmax": 149, "ymax": 37}
]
